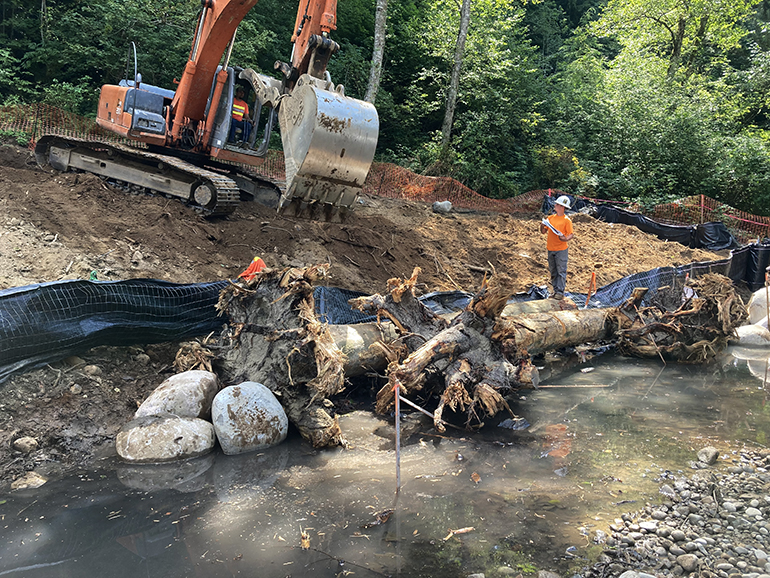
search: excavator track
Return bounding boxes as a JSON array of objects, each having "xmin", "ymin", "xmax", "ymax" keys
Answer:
[{"xmin": 35, "ymin": 135, "xmax": 240, "ymax": 216}]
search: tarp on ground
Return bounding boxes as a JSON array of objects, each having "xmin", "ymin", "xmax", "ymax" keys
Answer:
[{"xmin": 588, "ymin": 204, "xmax": 739, "ymax": 251}]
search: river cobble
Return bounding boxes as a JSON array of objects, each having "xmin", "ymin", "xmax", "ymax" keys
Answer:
[{"xmin": 582, "ymin": 448, "xmax": 770, "ymax": 578}]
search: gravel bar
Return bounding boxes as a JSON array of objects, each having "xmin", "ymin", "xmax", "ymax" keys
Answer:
[{"xmin": 582, "ymin": 447, "xmax": 770, "ymax": 578}]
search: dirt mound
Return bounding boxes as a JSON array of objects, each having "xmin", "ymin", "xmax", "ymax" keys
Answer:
[
  {"xmin": 0, "ymin": 142, "xmax": 722, "ymax": 295},
  {"xmin": 0, "ymin": 140, "xmax": 728, "ymax": 485}
]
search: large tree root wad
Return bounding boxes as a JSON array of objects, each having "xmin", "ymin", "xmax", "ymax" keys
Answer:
[
  {"xmin": 616, "ymin": 274, "xmax": 746, "ymax": 363},
  {"xmin": 358, "ymin": 273, "xmax": 550, "ymax": 430},
  {"xmin": 216, "ymin": 265, "xmax": 347, "ymax": 448}
]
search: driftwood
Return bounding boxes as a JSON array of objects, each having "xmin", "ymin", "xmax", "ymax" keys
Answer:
[
  {"xmin": 215, "ymin": 265, "xmax": 745, "ymax": 447},
  {"xmin": 616, "ymin": 274, "xmax": 746, "ymax": 363}
]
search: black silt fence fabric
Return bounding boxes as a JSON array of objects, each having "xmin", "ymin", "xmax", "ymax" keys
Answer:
[
  {"xmin": 594, "ymin": 205, "xmax": 696, "ymax": 247},
  {"xmin": 0, "ymin": 279, "xmax": 228, "ymax": 383},
  {"xmin": 590, "ymin": 204, "xmax": 738, "ymax": 251},
  {"xmin": 694, "ymin": 222, "xmax": 740, "ymax": 251},
  {"xmin": 0, "ymin": 241, "xmax": 767, "ymax": 384},
  {"xmin": 565, "ymin": 258, "xmax": 731, "ymax": 309},
  {"xmin": 314, "ymin": 286, "xmax": 375, "ymax": 324},
  {"xmin": 742, "ymin": 243, "xmax": 770, "ymax": 291}
]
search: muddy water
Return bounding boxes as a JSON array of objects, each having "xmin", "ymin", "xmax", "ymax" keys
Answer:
[{"xmin": 3, "ymin": 347, "xmax": 770, "ymax": 578}]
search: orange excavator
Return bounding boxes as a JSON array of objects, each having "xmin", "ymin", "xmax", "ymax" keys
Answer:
[{"xmin": 35, "ymin": 0, "xmax": 379, "ymax": 216}]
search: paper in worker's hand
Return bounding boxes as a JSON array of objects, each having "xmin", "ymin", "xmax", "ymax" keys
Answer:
[{"xmin": 541, "ymin": 218, "xmax": 564, "ymax": 237}]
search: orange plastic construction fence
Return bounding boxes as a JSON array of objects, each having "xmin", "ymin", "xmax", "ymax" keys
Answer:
[
  {"xmin": 648, "ymin": 194, "xmax": 770, "ymax": 244},
  {"xmin": 3, "ymin": 103, "xmax": 768, "ymax": 242}
]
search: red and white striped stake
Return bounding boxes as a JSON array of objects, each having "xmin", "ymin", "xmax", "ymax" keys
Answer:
[{"xmin": 394, "ymin": 379, "xmax": 401, "ymax": 495}]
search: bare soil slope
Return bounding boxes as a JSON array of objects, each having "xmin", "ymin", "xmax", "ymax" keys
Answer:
[{"xmin": 0, "ymin": 141, "xmax": 727, "ymax": 486}]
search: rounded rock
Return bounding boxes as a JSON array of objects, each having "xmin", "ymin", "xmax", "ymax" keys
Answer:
[
  {"xmin": 678, "ymin": 554, "xmax": 700, "ymax": 572},
  {"xmin": 135, "ymin": 370, "xmax": 220, "ymax": 420},
  {"xmin": 12, "ymin": 436, "xmax": 38, "ymax": 453},
  {"xmin": 211, "ymin": 382, "xmax": 288, "ymax": 455},
  {"xmin": 116, "ymin": 414, "xmax": 215, "ymax": 463},
  {"xmin": 83, "ymin": 365, "xmax": 102, "ymax": 376},
  {"xmin": 432, "ymin": 200, "xmax": 453, "ymax": 214}
]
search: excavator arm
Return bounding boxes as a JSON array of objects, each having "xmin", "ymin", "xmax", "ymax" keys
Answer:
[{"xmin": 169, "ymin": 0, "xmax": 259, "ymax": 135}]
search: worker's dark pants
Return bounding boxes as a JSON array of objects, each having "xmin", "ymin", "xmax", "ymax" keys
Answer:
[
  {"xmin": 229, "ymin": 119, "xmax": 251, "ymax": 143},
  {"xmin": 548, "ymin": 248, "xmax": 568, "ymax": 295}
]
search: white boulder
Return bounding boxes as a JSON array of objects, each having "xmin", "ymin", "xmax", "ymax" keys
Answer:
[
  {"xmin": 116, "ymin": 414, "xmax": 215, "ymax": 463},
  {"xmin": 211, "ymin": 382, "xmax": 288, "ymax": 455},
  {"xmin": 432, "ymin": 200, "xmax": 452, "ymax": 214},
  {"xmin": 135, "ymin": 370, "xmax": 219, "ymax": 420},
  {"xmin": 735, "ymin": 324, "xmax": 770, "ymax": 347},
  {"xmin": 748, "ymin": 288, "xmax": 770, "ymax": 325}
]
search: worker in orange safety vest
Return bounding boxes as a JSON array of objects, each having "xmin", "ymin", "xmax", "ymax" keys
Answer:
[
  {"xmin": 238, "ymin": 256, "xmax": 266, "ymax": 282},
  {"xmin": 229, "ymin": 86, "xmax": 251, "ymax": 143}
]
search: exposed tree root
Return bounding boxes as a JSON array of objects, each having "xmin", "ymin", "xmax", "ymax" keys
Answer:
[{"xmin": 215, "ymin": 265, "xmax": 746, "ymax": 447}]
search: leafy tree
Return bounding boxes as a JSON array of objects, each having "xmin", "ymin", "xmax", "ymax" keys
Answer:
[{"xmin": 592, "ymin": 0, "xmax": 762, "ymax": 79}]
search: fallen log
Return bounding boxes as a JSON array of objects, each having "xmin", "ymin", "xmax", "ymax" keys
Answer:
[
  {"xmin": 493, "ymin": 308, "xmax": 613, "ymax": 357},
  {"xmin": 501, "ymin": 298, "xmax": 577, "ymax": 317},
  {"xmin": 215, "ymin": 265, "xmax": 745, "ymax": 447}
]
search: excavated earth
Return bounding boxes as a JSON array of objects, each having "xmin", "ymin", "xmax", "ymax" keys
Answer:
[{"xmin": 0, "ymin": 141, "xmax": 730, "ymax": 487}]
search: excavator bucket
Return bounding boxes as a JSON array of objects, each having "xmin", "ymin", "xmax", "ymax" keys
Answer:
[{"xmin": 278, "ymin": 76, "xmax": 378, "ymax": 212}]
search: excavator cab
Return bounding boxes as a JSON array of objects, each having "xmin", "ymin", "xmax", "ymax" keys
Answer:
[
  {"xmin": 207, "ymin": 64, "xmax": 379, "ymax": 212},
  {"xmin": 206, "ymin": 66, "xmax": 281, "ymax": 158}
]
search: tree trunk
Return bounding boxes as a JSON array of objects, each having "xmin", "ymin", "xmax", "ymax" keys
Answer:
[
  {"xmin": 502, "ymin": 298, "xmax": 577, "ymax": 317},
  {"xmin": 441, "ymin": 0, "xmax": 471, "ymax": 149},
  {"xmin": 493, "ymin": 309, "xmax": 613, "ymax": 357},
  {"xmin": 667, "ymin": 17, "xmax": 686, "ymax": 79},
  {"xmin": 215, "ymin": 267, "xmax": 743, "ymax": 447},
  {"xmin": 364, "ymin": 0, "xmax": 388, "ymax": 104}
]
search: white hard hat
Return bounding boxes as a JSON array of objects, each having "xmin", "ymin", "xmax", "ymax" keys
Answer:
[{"xmin": 555, "ymin": 195, "xmax": 571, "ymax": 209}]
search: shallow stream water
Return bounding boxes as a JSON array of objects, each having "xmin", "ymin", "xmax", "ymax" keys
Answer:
[{"xmin": 3, "ymin": 347, "xmax": 770, "ymax": 578}]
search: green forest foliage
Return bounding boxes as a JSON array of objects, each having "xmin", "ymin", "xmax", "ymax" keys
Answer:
[{"xmin": 1, "ymin": 0, "xmax": 770, "ymax": 212}]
